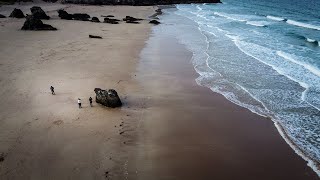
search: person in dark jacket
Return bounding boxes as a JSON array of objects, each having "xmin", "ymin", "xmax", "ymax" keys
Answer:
[
  {"xmin": 89, "ymin": 97, "xmax": 93, "ymax": 107},
  {"xmin": 50, "ymin": 86, "xmax": 55, "ymax": 95}
]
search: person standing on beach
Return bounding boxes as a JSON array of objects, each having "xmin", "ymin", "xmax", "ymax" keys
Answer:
[
  {"xmin": 89, "ymin": 97, "xmax": 93, "ymax": 107},
  {"xmin": 78, "ymin": 98, "xmax": 82, "ymax": 108},
  {"xmin": 50, "ymin": 86, "xmax": 55, "ymax": 95}
]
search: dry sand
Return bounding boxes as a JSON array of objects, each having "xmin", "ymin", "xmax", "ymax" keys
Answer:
[{"xmin": 0, "ymin": 3, "xmax": 154, "ymax": 179}]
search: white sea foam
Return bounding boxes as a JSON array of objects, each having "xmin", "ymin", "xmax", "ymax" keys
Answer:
[
  {"xmin": 213, "ymin": 12, "xmax": 246, "ymax": 22},
  {"xmin": 307, "ymin": 38, "xmax": 317, "ymax": 43},
  {"xmin": 266, "ymin": 15, "xmax": 286, "ymax": 21},
  {"xmin": 277, "ymin": 51, "xmax": 320, "ymax": 77},
  {"xmin": 274, "ymin": 122, "xmax": 320, "ymax": 177},
  {"xmin": 246, "ymin": 21, "xmax": 269, "ymax": 27},
  {"xmin": 286, "ymin": 19, "xmax": 320, "ymax": 31}
]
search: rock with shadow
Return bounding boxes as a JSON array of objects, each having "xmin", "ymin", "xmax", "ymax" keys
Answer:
[
  {"xmin": 57, "ymin": 9, "xmax": 73, "ymax": 20},
  {"xmin": 30, "ymin": 6, "xmax": 50, "ymax": 20},
  {"xmin": 123, "ymin": 16, "xmax": 142, "ymax": 24},
  {"xmin": 21, "ymin": 15, "xmax": 57, "ymax": 30},
  {"xmin": 91, "ymin": 17, "xmax": 100, "ymax": 22},
  {"xmin": 9, "ymin": 8, "xmax": 25, "ymax": 18},
  {"xmin": 94, "ymin": 88, "xmax": 122, "ymax": 108},
  {"xmin": 73, "ymin": 13, "xmax": 90, "ymax": 21},
  {"xmin": 103, "ymin": 17, "xmax": 120, "ymax": 24},
  {"xmin": 149, "ymin": 20, "xmax": 160, "ymax": 25}
]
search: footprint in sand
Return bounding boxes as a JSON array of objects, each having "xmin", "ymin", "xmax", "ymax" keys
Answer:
[{"xmin": 53, "ymin": 120, "xmax": 63, "ymax": 125}]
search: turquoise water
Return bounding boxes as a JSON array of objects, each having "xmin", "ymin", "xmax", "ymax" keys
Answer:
[{"xmin": 158, "ymin": 0, "xmax": 320, "ymax": 174}]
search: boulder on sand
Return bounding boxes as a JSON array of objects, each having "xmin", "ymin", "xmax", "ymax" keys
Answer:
[
  {"xmin": 72, "ymin": 13, "xmax": 90, "ymax": 21},
  {"xmin": 0, "ymin": 14, "xmax": 6, "ymax": 18},
  {"xmin": 149, "ymin": 20, "xmax": 160, "ymax": 25},
  {"xmin": 30, "ymin": 6, "xmax": 50, "ymax": 20},
  {"xmin": 21, "ymin": 15, "xmax": 57, "ymax": 30},
  {"xmin": 91, "ymin": 17, "xmax": 100, "ymax": 22},
  {"xmin": 9, "ymin": 8, "xmax": 25, "ymax": 18},
  {"xmin": 57, "ymin": 9, "xmax": 73, "ymax": 20},
  {"xmin": 123, "ymin": 16, "xmax": 142, "ymax": 23},
  {"xmin": 103, "ymin": 17, "xmax": 120, "ymax": 24},
  {"xmin": 89, "ymin": 34, "xmax": 102, "ymax": 39},
  {"xmin": 94, "ymin": 88, "xmax": 122, "ymax": 108}
]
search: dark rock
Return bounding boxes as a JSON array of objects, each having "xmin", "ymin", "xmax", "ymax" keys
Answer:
[
  {"xmin": 123, "ymin": 16, "xmax": 142, "ymax": 22},
  {"xmin": 101, "ymin": 15, "xmax": 114, "ymax": 18},
  {"xmin": 91, "ymin": 17, "xmax": 100, "ymax": 22},
  {"xmin": 0, "ymin": 14, "xmax": 6, "ymax": 18},
  {"xmin": 126, "ymin": 20, "xmax": 139, "ymax": 24},
  {"xmin": 9, "ymin": 8, "xmax": 25, "ymax": 18},
  {"xmin": 73, "ymin": 13, "xmax": 90, "ymax": 21},
  {"xmin": 0, "ymin": 153, "xmax": 5, "ymax": 162},
  {"xmin": 149, "ymin": 20, "xmax": 160, "ymax": 25},
  {"xmin": 30, "ymin": 6, "xmax": 50, "ymax": 20},
  {"xmin": 94, "ymin": 88, "xmax": 122, "ymax": 108},
  {"xmin": 57, "ymin": 9, "xmax": 73, "ymax": 20},
  {"xmin": 21, "ymin": 15, "xmax": 57, "ymax": 30},
  {"xmin": 89, "ymin": 34, "xmax": 102, "ymax": 39},
  {"xmin": 103, "ymin": 17, "xmax": 120, "ymax": 24}
]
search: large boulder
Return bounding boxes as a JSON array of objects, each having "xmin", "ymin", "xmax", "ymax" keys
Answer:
[
  {"xmin": 9, "ymin": 8, "xmax": 25, "ymax": 18},
  {"xmin": 103, "ymin": 17, "xmax": 120, "ymax": 24},
  {"xmin": 72, "ymin": 13, "xmax": 90, "ymax": 21},
  {"xmin": 94, "ymin": 88, "xmax": 122, "ymax": 108},
  {"xmin": 57, "ymin": 9, "xmax": 73, "ymax": 20},
  {"xmin": 21, "ymin": 15, "xmax": 57, "ymax": 30},
  {"xmin": 149, "ymin": 20, "xmax": 160, "ymax": 25},
  {"xmin": 30, "ymin": 6, "xmax": 50, "ymax": 20},
  {"xmin": 91, "ymin": 17, "xmax": 100, "ymax": 22}
]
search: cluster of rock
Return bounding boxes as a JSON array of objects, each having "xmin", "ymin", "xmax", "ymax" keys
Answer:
[
  {"xmin": 57, "ymin": 9, "xmax": 92, "ymax": 21},
  {"xmin": 61, "ymin": 0, "xmax": 221, "ymax": 5},
  {"xmin": 94, "ymin": 88, "xmax": 122, "ymax": 108},
  {"xmin": 20, "ymin": 7, "xmax": 56, "ymax": 30},
  {"xmin": 57, "ymin": 9, "xmax": 158, "ymax": 25},
  {"xmin": 123, "ymin": 16, "xmax": 142, "ymax": 24},
  {"xmin": 21, "ymin": 15, "xmax": 57, "ymax": 30}
]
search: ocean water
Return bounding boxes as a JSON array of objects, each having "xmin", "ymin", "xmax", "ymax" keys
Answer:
[{"xmin": 157, "ymin": 0, "xmax": 320, "ymax": 174}]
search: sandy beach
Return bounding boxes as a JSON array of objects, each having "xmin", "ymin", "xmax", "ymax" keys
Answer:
[
  {"xmin": 0, "ymin": 2, "xmax": 319, "ymax": 180},
  {"xmin": 0, "ymin": 3, "xmax": 154, "ymax": 179}
]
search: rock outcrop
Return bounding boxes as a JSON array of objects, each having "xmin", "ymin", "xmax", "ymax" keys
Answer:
[
  {"xmin": 94, "ymin": 88, "xmax": 122, "ymax": 108},
  {"xmin": 57, "ymin": 9, "xmax": 73, "ymax": 20},
  {"xmin": 149, "ymin": 20, "xmax": 160, "ymax": 25},
  {"xmin": 89, "ymin": 34, "xmax": 102, "ymax": 38},
  {"xmin": 72, "ymin": 13, "xmax": 90, "ymax": 21},
  {"xmin": 30, "ymin": 6, "xmax": 50, "ymax": 20},
  {"xmin": 61, "ymin": 0, "xmax": 221, "ymax": 5},
  {"xmin": 9, "ymin": 8, "xmax": 25, "ymax": 18},
  {"xmin": 91, "ymin": 17, "xmax": 100, "ymax": 22},
  {"xmin": 103, "ymin": 17, "xmax": 120, "ymax": 24},
  {"xmin": 21, "ymin": 15, "xmax": 57, "ymax": 30}
]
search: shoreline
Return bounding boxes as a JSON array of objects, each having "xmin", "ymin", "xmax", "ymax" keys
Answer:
[
  {"xmin": 161, "ymin": 6, "xmax": 320, "ymax": 177},
  {"xmin": 131, "ymin": 9, "xmax": 320, "ymax": 179}
]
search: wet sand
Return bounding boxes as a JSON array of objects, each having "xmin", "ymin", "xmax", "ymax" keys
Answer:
[{"xmin": 131, "ymin": 24, "xmax": 319, "ymax": 179}]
